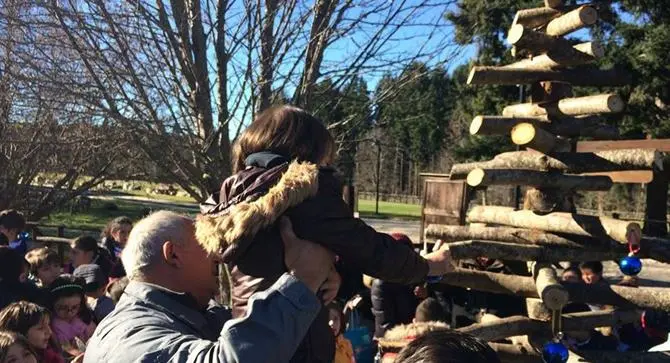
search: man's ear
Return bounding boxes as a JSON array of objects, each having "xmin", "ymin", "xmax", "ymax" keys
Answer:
[{"xmin": 162, "ymin": 241, "xmax": 181, "ymax": 268}]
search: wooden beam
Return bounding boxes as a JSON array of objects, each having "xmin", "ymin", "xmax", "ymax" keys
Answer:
[
  {"xmin": 467, "ymin": 67, "xmax": 631, "ymax": 86},
  {"xmin": 440, "ymin": 268, "xmax": 670, "ymax": 310},
  {"xmin": 503, "ymin": 94, "xmax": 626, "ymax": 117},
  {"xmin": 514, "ymin": 7, "xmax": 562, "ymax": 29},
  {"xmin": 446, "ymin": 240, "xmax": 625, "ymax": 262},
  {"xmin": 531, "ymin": 262, "xmax": 568, "ymax": 309},
  {"xmin": 460, "ymin": 310, "xmax": 640, "ymax": 342},
  {"xmin": 449, "ymin": 149, "xmax": 663, "ymax": 179},
  {"xmin": 581, "ymin": 170, "xmax": 654, "ymax": 184},
  {"xmin": 505, "ymin": 42, "xmax": 603, "ymax": 70},
  {"xmin": 511, "ymin": 123, "xmax": 571, "ymax": 153},
  {"xmin": 470, "ymin": 115, "xmax": 619, "ymax": 140},
  {"xmin": 466, "ymin": 205, "xmax": 641, "ymax": 244},
  {"xmin": 545, "ymin": 6, "xmax": 598, "ymax": 36},
  {"xmin": 466, "ymin": 168, "xmax": 613, "ymax": 191},
  {"xmin": 577, "ymin": 139, "xmax": 670, "ymax": 153}
]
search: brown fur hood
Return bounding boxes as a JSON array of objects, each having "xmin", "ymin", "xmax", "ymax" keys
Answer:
[
  {"xmin": 377, "ymin": 321, "xmax": 450, "ymax": 350},
  {"xmin": 195, "ymin": 161, "xmax": 320, "ymax": 258}
]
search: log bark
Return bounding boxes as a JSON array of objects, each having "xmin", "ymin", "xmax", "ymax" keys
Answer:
[
  {"xmin": 526, "ymin": 298, "xmax": 552, "ymax": 321},
  {"xmin": 468, "ymin": 67, "xmax": 631, "ymax": 86},
  {"xmin": 531, "ymin": 262, "xmax": 568, "ymax": 310},
  {"xmin": 470, "ymin": 115, "xmax": 619, "ymax": 139},
  {"xmin": 514, "ymin": 7, "xmax": 562, "ymax": 29},
  {"xmin": 511, "ymin": 123, "xmax": 571, "ymax": 153},
  {"xmin": 466, "ymin": 205, "xmax": 641, "ymax": 244},
  {"xmin": 466, "ymin": 168, "xmax": 613, "ymax": 191},
  {"xmin": 545, "ymin": 6, "xmax": 598, "ymax": 36},
  {"xmin": 460, "ymin": 310, "xmax": 640, "ymax": 342},
  {"xmin": 446, "ymin": 240, "xmax": 625, "ymax": 262},
  {"xmin": 489, "ymin": 343, "xmax": 539, "ymax": 363},
  {"xmin": 440, "ymin": 268, "xmax": 670, "ymax": 310},
  {"xmin": 506, "ymin": 42, "xmax": 603, "ymax": 70},
  {"xmin": 507, "ymin": 24, "xmax": 564, "ymax": 53},
  {"xmin": 449, "ymin": 149, "xmax": 663, "ymax": 179},
  {"xmin": 425, "ymin": 225, "xmax": 618, "ymax": 249},
  {"xmin": 544, "ymin": 0, "xmax": 563, "ymax": 9},
  {"xmin": 502, "ymin": 94, "xmax": 626, "ymax": 117}
]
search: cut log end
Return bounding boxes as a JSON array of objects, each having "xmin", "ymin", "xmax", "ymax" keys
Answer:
[
  {"xmin": 507, "ymin": 24, "xmax": 525, "ymax": 45},
  {"xmin": 541, "ymin": 285, "xmax": 570, "ymax": 310},
  {"xmin": 575, "ymin": 41, "xmax": 605, "ymax": 58},
  {"xmin": 579, "ymin": 6, "xmax": 598, "ymax": 25},
  {"xmin": 470, "ymin": 116, "xmax": 484, "ymax": 135},
  {"xmin": 607, "ymin": 94, "xmax": 626, "ymax": 113},
  {"xmin": 466, "ymin": 168, "xmax": 486, "ymax": 187},
  {"xmin": 511, "ymin": 122, "xmax": 538, "ymax": 146}
]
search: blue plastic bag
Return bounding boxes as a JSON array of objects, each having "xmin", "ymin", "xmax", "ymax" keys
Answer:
[{"xmin": 344, "ymin": 309, "xmax": 374, "ymax": 363}]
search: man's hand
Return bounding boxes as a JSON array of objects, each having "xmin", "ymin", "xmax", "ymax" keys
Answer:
[
  {"xmin": 319, "ymin": 268, "xmax": 341, "ymax": 304},
  {"xmin": 280, "ymin": 217, "xmax": 336, "ymax": 295},
  {"xmin": 423, "ymin": 240, "xmax": 456, "ymax": 277}
]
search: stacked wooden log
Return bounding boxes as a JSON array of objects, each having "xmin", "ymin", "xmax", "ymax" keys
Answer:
[{"xmin": 425, "ymin": 2, "xmax": 670, "ymax": 362}]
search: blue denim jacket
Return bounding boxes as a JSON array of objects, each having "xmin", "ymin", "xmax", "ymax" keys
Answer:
[{"xmin": 84, "ymin": 274, "xmax": 320, "ymax": 363}]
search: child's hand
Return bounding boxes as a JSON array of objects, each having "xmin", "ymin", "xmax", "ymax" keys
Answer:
[{"xmin": 424, "ymin": 240, "xmax": 456, "ymax": 276}]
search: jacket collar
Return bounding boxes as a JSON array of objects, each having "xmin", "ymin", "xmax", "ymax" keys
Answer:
[
  {"xmin": 244, "ymin": 151, "xmax": 289, "ymax": 169},
  {"xmin": 121, "ymin": 281, "xmax": 210, "ymax": 334}
]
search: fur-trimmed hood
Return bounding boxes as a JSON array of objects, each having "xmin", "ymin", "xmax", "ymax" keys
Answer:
[
  {"xmin": 195, "ymin": 160, "xmax": 320, "ymax": 263},
  {"xmin": 377, "ymin": 321, "xmax": 450, "ymax": 350}
]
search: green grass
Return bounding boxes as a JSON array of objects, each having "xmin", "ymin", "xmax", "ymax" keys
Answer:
[
  {"xmin": 357, "ymin": 199, "xmax": 421, "ymax": 220},
  {"xmin": 39, "ymin": 197, "xmax": 421, "ymax": 234},
  {"xmin": 121, "ymin": 189, "xmax": 197, "ymax": 203}
]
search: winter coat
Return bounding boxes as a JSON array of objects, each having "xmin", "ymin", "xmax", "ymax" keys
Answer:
[
  {"xmin": 84, "ymin": 274, "xmax": 320, "ymax": 363},
  {"xmin": 196, "ymin": 152, "xmax": 429, "ymax": 363}
]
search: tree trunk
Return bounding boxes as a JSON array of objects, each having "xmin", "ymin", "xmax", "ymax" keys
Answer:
[
  {"xmin": 511, "ymin": 122, "xmax": 571, "ymax": 153},
  {"xmin": 470, "ymin": 115, "xmax": 619, "ymax": 139},
  {"xmin": 446, "ymin": 240, "xmax": 625, "ymax": 262},
  {"xmin": 545, "ymin": 6, "xmax": 598, "ymax": 36},
  {"xmin": 449, "ymin": 149, "xmax": 662, "ymax": 179},
  {"xmin": 514, "ymin": 7, "xmax": 562, "ymax": 29},
  {"xmin": 257, "ymin": 0, "xmax": 278, "ymax": 112},
  {"xmin": 466, "ymin": 168, "xmax": 613, "ymax": 191},
  {"xmin": 466, "ymin": 205, "xmax": 641, "ymax": 243},
  {"xmin": 441, "ymin": 268, "xmax": 670, "ymax": 310},
  {"xmin": 425, "ymin": 225, "xmax": 622, "ymax": 249},
  {"xmin": 468, "ymin": 67, "xmax": 630, "ymax": 87},
  {"xmin": 461, "ymin": 310, "xmax": 640, "ymax": 342},
  {"xmin": 503, "ymin": 94, "xmax": 626, "ymax": 117},
  {"xmin": 531, "ymin": 262, "xmax": 568, "ymax": 310}
]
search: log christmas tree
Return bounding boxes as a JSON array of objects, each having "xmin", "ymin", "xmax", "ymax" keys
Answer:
[{"xmin": 425, "ymin": 1, "xmax": 670, "ymax": 362}]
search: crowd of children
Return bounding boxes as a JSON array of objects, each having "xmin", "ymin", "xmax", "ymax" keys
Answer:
[{"xmin": 0, "ymin": 211, "xmax": 131, "ymax": 363}]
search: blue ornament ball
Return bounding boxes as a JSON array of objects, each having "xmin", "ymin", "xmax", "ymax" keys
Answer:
[
  {"xmin": 542, "ymin": 342, "xmax": 568, "ymax": 363},
  {"xmin": 619, "ymin": 255, "xmax": 643, "ymax": 276}
]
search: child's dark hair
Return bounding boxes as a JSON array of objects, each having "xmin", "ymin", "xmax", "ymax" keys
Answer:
[
  {"xmin": 71, "ymin": 236, "xmax": 98, "ymax": 253},
  {"xmin": 25, "ymin": 248, "xmax": 60, "ymax": 275},
  {"xmin": 232, "ymin": 105, "xmax": 336, "ymax": 173},
  {"xmin": 326, "ymin": 301, "xmax": 346, "ymax": 337},
  {"xmin": 106, "ymin": 277, "xmax": 129, "ymax": 305},
  {"xmin": 0, "ymin": 246, "xmax": 24, "ymax": 283},
  {"xmin": 0, "ymin": 301, "xmax": 50, "ymax": 337},
  {"xmin": 395, "ymin": 329, "xmax": 500, "ymax": 363},
  {"xmin": 0, "ymin": 210, "xmax": 26, "ymax": 233},
  {"xmin": 415, "ymin": 298, "xmax": 447, "ymax": 323},
  {"xmin": 49, "ymin": 274, "xmax": 94, "ymax": 324},
  {"xmin": 100, "ymin": 217, "xmax": 132, "ymax": 240},
  {"xmin": 561, "ymin": 267, "xmax": 581, "ymax": 278},
  {"xmin": 579, "ymin": 261, "xmax": 603, "ymax": 275},
  {"xmin": 0, "ymin": 330, "xmax": 37, "ymax": 362}
]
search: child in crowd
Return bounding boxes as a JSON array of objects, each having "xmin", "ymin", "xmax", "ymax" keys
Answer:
[
  {"xmin": 73, "ymin": 265, "xmax": 114, "ymax": 322},
  {"xmin": 48, "ymin": 275, "xmax": 95, "ymax": 357},
  {"xmin": 0, "ymin": 211, "xmax": 27, "ymax": 255},
  {"xmin": 24, "ymin": 249, "xmax": 61, "ymax": 288},
  {"xmin": 561, "ymin": 267, "xmax": 581, "ymax": 283},
  {"xmin": 0, "ymin": 302, "xmax": 63, "ymax": 363},
  {"xmin": 105, "ymin": 277, "xmax": 128, "ymax": 305},
  {"xmin": 394, "ymin": 329, "xmax": 500, "ymax": 363},
  {"xmin": 69, "ymin": 236, "xmax": 113, "ymax": 280},
  {"xmin": 0, "ymin": 331, "xmax": 37, "ymax": 363},
  {"xmin": 0, "ymin": 248, "xmax": 44, "ymax": 310},
  {"xmin": 327, "ymin": 302, "xmax": 355, "ymax": 363},
  {"xmin": 99, "ymin": 217, "xmax": 132, "ymax": 279},
  {"xmin": 414, "ymin": 298, "xmax": 447, "ymax": 324},
  {"xmin": 580, "ymin": 261, "xmax": 605, "ymax": 285}
]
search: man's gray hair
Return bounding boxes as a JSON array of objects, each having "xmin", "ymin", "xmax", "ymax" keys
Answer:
[{"xmin": 122, "ymin": 210, "xmax": 194, "ymax": 280}]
